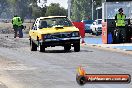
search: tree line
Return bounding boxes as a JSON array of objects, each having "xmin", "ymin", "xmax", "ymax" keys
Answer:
[
  {"xmin": 0, "ymin": 0, "xmax": 67, "ymax": 19},
  {"xmin": 0, "ymin": 0, "xmax": 101, "ymax": 21}
]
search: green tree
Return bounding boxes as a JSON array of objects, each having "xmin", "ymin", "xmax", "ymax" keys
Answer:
[
  {"xmin": 0, "ymin": 1, "xmax": 67, "ymax": 19},
  {"xmin": 0, "ymin": 0, "xmax": 37, "ymax": 19},
  {"xmin": 31, "ymin": 3, "xmax": 47, "ymax": 18},
  {"xmin": 71, "ymin": 0, "xmax": 92, "ymax": 21},
  {"xmin": 40, "ymin": 6, "xmax": 47, "ymax": 17},
  {"xmin": 0, "ymin": 0, "xmax": 10, "ymax": 18},
  {"xmin": 45, "ymin": 3, "xmax": 67, "ymax": 16},
  {"xmin": 71, "ymin": 0, "xmax": 102, "ymax": 21}
]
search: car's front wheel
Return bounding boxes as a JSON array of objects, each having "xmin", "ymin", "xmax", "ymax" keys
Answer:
[
  {"xmin": 74, "ymin": 42, "xmax": 80, "ymax": 52},
  {"xmin": 30, "ymin": 40, "xmax": 37, "ymax": 51},
  {"xmin": 40, "ymin": 44, "xmax": 45, "ymax": 52}
]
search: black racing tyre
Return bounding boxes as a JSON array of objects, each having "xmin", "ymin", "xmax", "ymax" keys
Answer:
[
  {"xmin": 91, "ymin": 31, "xmax": 94, "ymax": 35},
  {"xmin": 76, "ymin": 75, "xmax": 86, "ymax": 85},
  {"xmin": 30, "ymin": 40, "xmax": 37, "ymax": 51},
  {"xmin": 74, "ymin": 42, "xmax": 80, "ymax": 52},
  {"xmin": 64, "ymin": 44, "xmax": 71, "ymax": 52},
  {"xmin": 40, "ymin": 44, "xmax": 45, "ymax": 52}
]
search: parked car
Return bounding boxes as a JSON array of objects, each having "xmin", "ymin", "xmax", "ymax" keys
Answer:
[
  {"xmin": 29, "ymin": 16, "xmax": 80, "ymax": 52},
  {"xmin": 90, "ymin": 19, "xmax": 102, "ymax": 36},
  {"xmin": 82, "ymin": 20, "xmax": 94, "ymax": 33}
]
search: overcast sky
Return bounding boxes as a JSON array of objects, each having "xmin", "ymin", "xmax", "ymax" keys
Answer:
[{"xmin": 38, "ymin": 0, "xmax": 68, "ymax": 9}]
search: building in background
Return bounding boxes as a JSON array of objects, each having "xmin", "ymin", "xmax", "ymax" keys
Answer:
[{"xmin": 96, "ymin": 7, "xmax": 102, "ymax": 19}]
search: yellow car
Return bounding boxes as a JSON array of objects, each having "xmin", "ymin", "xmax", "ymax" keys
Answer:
[{"xmin": 29, "ymin": 16, "xmax": 80, "ymax": 52}]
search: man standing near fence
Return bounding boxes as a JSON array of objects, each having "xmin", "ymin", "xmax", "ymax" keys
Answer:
[{"xmin": 115, "ymin": 8, "xmax": 126, "ymax": 43}]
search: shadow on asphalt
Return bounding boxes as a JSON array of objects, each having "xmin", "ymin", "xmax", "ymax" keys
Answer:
[
  {"xmin": 42, "ymin": 50, "xmax": 73, "ymax": 53},
  {"xmin": 80, "ymin": 50, "xmax": 93, "ymax": 52},
  {"xmin": 39, "ymin": 50, "xmax": 93, "ymax": 53}
]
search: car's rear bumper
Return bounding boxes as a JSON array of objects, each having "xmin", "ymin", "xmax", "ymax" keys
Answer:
[
  {"xmin": 97, "ymin": 27, "xmax": 102, "ymax": 33},
  {"xmin": 93, "ymin": 29, "xmax": 102, "ymax": 33},
  {"xmin": 97, "ymin": 30, "xmax": 102, "ymax": 33},
  {"xmin": 85, "ymin": 30, "xmax": 92, "ymax": 33}
]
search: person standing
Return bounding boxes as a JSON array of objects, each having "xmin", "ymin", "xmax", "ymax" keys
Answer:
[
  {"xmin": 115, "ymin": 8, "xmax": 126, "ymax": 43},
  {"xmin": 12, "ymin": 15, "xmax": 23, "ymax": 38},
  {"xmin": 17, "ymin": 16, "xmax": 23, "ymax": 38}
]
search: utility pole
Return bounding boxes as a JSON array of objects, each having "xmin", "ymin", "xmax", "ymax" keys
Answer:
[
  {"xmin": 68, "ymin": 0, "xmax": 71, "ymax": 19},
  {"xmin": 92, "ymin": 0, "xmax": 94, "ymax": 20},
  {"xmin": 92, "ymin": 0, "xmax": 96, "ymax": 20}
]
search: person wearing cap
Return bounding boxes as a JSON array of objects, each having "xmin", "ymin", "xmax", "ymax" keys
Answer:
[
  {"xmin": 12, "ymin": 15, "xmax": 23, "ymax": 38},
  {"xmin": 115, "ymin": 8, "xmax": 126, "ymax": 43}
]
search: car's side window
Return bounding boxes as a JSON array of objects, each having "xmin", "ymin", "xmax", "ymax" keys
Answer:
[
  {"xmin": 33, "ymin": 19, "xmax": 39, "ymax": 30},
  {"xmin": 31, "ymin": 22, "xmax": 35, "ymax": 30},
  {"xmin": 38, "ymin": 21, "xmax": 41, "ymax": 28},
  {"xmin": 36, "ymin": 20, "xmax": 40, "ymax": 30},
  {"xmin": 33, "ymin": 24, "xmax": 37, "ymax": 30},
  {"xmin": 31, "ymin": 21, "xmax": 37, "ymax": 30}
]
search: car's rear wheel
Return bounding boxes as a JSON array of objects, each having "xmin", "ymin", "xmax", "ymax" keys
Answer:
[
  {"xmin": 96, "ymin": 31, "xmax": 98, "ymax": 36},
  {"xmin": 91, "ymin": 31, "xmax": 94, "ymax": 35},
  {"xmin": 74, "ymin": 42, "xmax": 80, "ymax": 52},
  {"xmin": 30, "ymin": 40, "xmax": 37, "ymax": 51},
  {"xmin": 40, "ymin": 44, "xmax": 45, "ymax": 52},
  {"xmin": 64, "ymin": 44, "xmax": 71, "ymax": 52}
]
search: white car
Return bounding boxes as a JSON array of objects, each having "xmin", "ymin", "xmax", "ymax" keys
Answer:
[{"xmin": 90, "ymin": 19, "xmax": 102, "ymax": 36}]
